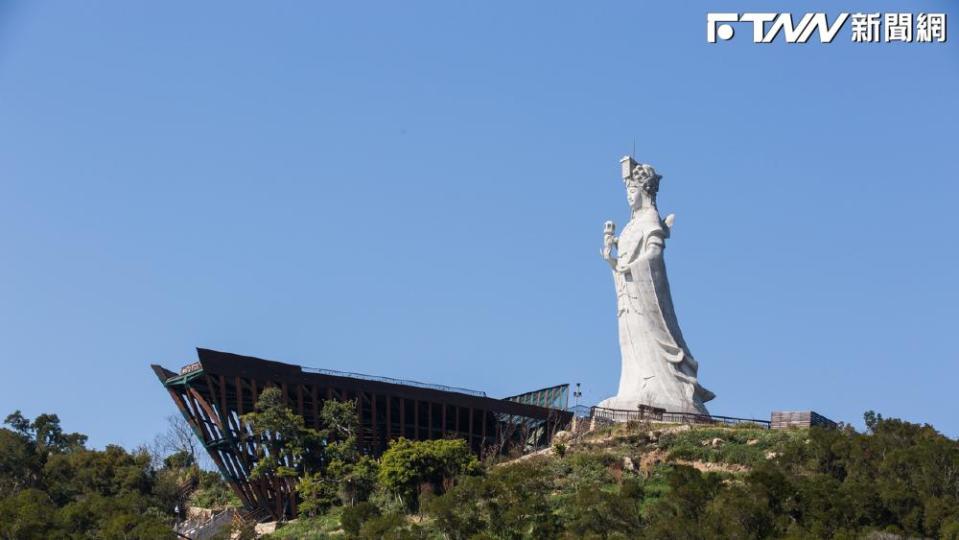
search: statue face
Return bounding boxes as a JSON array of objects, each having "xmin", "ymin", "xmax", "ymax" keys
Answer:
[
  {"xmin": 626, "ymin": 185, "xmax": 641, "ymax": 210},
  {"xmin": 624, "ymin": 164, "xmax": 661, "ymax": 212}
]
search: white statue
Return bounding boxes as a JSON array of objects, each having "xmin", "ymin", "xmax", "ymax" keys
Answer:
[{"xmin": 598, "ymin": 156, "xmax": 715, "ymax": 415}]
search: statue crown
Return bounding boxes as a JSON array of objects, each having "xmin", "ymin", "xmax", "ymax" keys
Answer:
[{"xmin": 619, "ymin": 156, "xmax": 661, "ymax": 195}]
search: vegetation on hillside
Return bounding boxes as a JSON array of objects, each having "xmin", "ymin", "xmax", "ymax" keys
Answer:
[
  {"xmin": 0, "ymin": 411, "xmax": 177, "ymax": 539},
  {"xmin": 0, "ymin": 410, "xmax": 245, "ymax": 540},
  {"xmin": 3, "ymin": 393, "xmax": 958, "ymax": 539},
  {"xmin": 264, "ymin": 409, "xmax": 959, "ymax": 540}
]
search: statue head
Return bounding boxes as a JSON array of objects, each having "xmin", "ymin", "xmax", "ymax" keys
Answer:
[{"xmin": 620, "ymin": 156, "xmax": 661, "ymax": 211}]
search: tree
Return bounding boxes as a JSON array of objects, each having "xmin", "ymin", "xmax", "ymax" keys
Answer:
[
  {"xmin": 295, "ymin": 471, "xmax": 339, "ymax": 517},
  {"xmin": 321, "ymin": 399, "xmax": 359, "ymax": 440},
  {"xmin": 241, "ymin": 387, "xmax": 323, "ymax": 518},
  {"xmin": 291, "ymin": 398, "xmax": 378, "ymax": 512},
  {"xmin": 0, "ymin": 409, "xmax": 176, "ymax": 539},
  {"xmin": 0, "ymin": 428, "xmax": 41, "ymax": 494},
  {"xmin": 563, "ymin": 481, "xmax": 644, "ymax": 539},
  {"xmin": 31, "ymin": 413, "xmax": 86, "ymax": 454},
  {"xmin": 3, "ymin": 410, "xmax": 86, "ymax": 455},
  {"xmin": 642, "ymin": 465, "xmax": 724, "ymax": 539},
  {"xmin": 1, "ymin": 411, "xmax": 87, "ymax": 498},
  {"xmin": 331, "ymin": 455, "xmax": 379, "ymax": 507},
  {"xmin": 425, "ymin": 459, "xmax": 562, "ymax": 540},
  {"xmin": 0, "ymin": 488, "xmax": 58, "ymax": 540},
  {"xmin": 318, "ymin": 399, "xmax": 378, "ymax": 506},
  {"xmin": 241, "ymin": 387, "xmax": 320, "ymax": 480},
  {"xmin": 341, "ymin": 501, "xmax": 381, "ymax": 537},
  {"xmin": 162, "ymin": 449, "xmax": 195, "ymax": 471},
  {"xmin": 422, "ymin": 476, "xmax": 487, "ymax": 540},
  {"xmin": 4, "ymin": 411, "xmax": 32, "ymax": 436},
  {"xmin": 153, "ymin": 414, "xmax": 202, "ymax": 470},
  {"xmin": 378, "ymin": 438, "xmax": 480, "ymax": 510}
]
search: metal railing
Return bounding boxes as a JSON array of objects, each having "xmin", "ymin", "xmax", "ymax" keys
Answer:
[
  {"xmin": 576, "ymin": 405, "xmax": 770, "ymax": 428},
  {"xmin": 302, "ymin": 367, "xmax": 487, "ymax": 397},
  {"xmin": 569, "ymin": 404, "xmax": 593, "ymax": 418}
]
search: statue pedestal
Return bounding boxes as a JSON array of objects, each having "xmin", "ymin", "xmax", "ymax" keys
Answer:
[
  {"xmin": 636, "ymin": 404, "xmax": 665, "ymax": 421},
  {"xmin": 597, "ymin": 394, "xmax": 707, "ymax": 416}
]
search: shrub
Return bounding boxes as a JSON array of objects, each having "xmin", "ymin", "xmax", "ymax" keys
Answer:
[
  {"xmin": 377, "ymin": 438, "xmax": 480, "ymax": 510},
  {"xmin": 358, "ymin": 512, "xmax": 425, "ymax": 540},
  {"xmin": 424, "ymin": 459, "xmax": 560, "ymax": 540},
  {"xmin": 341, "ymin": 501, "xmax": 380, "ymax": 538},
  {"xmin": 296, "ymin": 472, "xmax": 339, "ymax": 517}
]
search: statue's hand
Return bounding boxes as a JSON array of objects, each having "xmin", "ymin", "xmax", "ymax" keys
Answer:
[{"xmin": 602, "ymin": 221, "xmax": 617, "ymax": 267}]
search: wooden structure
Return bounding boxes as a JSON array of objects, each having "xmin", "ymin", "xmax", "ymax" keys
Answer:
[
  {"xmin": 770, "ymin": 410, "xmax": 837, "ymax": 430},
  {"xmin": 152, "ymin": 348, "xmax": 571, "ymax": 520}
]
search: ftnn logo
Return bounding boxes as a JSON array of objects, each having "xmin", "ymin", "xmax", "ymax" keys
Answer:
[{"xmin": 707, "ymin": 13, "xmax": 849, "ymax": 43}]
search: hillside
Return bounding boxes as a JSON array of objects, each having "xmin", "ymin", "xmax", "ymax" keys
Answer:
[
  {"xmin": 4, "ymin": 403, "xmax": 957, "ymax": 539},
  {"xmin": 262, "ymin": 414, "xmax": 959, "ymax": 539}
]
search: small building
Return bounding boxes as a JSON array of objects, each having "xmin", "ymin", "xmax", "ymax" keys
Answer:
[{"xmin": 771, "ymin": 410, "xmax": 837, "ymax": 430}]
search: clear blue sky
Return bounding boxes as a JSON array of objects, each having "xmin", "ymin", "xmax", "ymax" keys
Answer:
[{"xmin": 1, "ymin": 1, "xmax": 956, "ymax": 448}]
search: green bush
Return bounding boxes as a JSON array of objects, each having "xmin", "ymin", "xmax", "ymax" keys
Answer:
[
  {"xmin": 424, "ymin": 459, "xmax": 560, "ymax": 540},
  {"xmin": 191, "ymin": 470, "xmax": 241, "ymax": 510},
  {"xmin": 341, "ymin": 501, "xmax": 380, "ymax": 538},
  {"xmin": 262, "ymin": 508, "xmax": 343, "ymax": 539},
  {"xmin": 377, "ymin": 438, "xmax": 480, "ymax": 510},
  {"xmin": 0, "ymin": 411, "xmax": 176, "ymax": 539},
  {"xmin": 358, "ymin": 513, "xmax": 425, "ymax": 540},
  {"xmin": 561, "ymin": 481, "xmax": 644, "ymax": 538}
]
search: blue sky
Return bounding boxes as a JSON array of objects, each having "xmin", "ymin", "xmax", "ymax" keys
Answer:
[{"xmin": 1, "ymin": 1, "xmax": 956, "ymax": 448}]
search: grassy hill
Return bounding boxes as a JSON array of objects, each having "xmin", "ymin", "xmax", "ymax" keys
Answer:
[
  {"xmin": 263, "ymin": 414, "xmax": 959, "ymax": 539},
  {"xmin": 6, "ymin": 400, "xmax": 954, "ymax": 539}
]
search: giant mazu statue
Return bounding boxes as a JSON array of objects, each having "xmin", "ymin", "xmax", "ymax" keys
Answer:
[{"xmin": 599, "ymin": 156, "xmax": 715, "ymax": 415}]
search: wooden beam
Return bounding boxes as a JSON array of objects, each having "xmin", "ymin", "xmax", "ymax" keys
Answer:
[
  {"xmin": 386, "ymin": 395, "xmax": 392, "ymax": 441},
  {"xmin": 481, "ymin": 409, "xmax": 487, "ymax": 446},
  {"xmin": 236, "ymin": 376, "xmax": 244, "ymax": 416},
  {"xmin": 297, "ymin": 385, "xmax": 304, "ymax": 418},
  {"xmin": 468, "ymin": 407, "xmax": 474, "ymax": 448},
  {"xmin": 356, "ymin": 391, "xmax": 364, "ymax": 437},
  {"xmin": 371, "ymin": 393, "xmax": 378, "ymax": 450}
]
